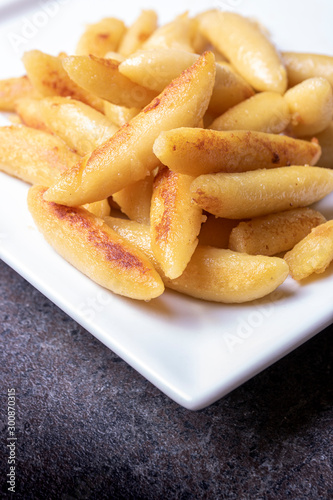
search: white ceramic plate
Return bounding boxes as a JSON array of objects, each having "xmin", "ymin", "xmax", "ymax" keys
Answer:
[{"xmin": 1, "ymin": 0, "xmax": 332, "ymax": 410}]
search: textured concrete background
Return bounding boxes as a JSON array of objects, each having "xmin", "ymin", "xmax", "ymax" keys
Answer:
[{"xmin": 1, "ymin": 259, "xmax": 332, "ymax": 500}]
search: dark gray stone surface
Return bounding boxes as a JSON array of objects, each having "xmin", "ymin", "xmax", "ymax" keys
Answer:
[{"xmin": 0, "ymin": 259, "xmax": 332, "ymax": 500}]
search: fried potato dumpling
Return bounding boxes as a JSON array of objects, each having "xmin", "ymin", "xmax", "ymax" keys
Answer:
[
  {"xmin": 0, "ymin": 125, "xmax": 79, "ymax": 186},
  {"xmin": 284, "ymin": 77, "xmax": 333, "ymax": 136},
  {"xmin": 0, "ymin": 76, "xmax": 38, "ymax": 112},
  {"xmin": 112, "ymin": 175, "xmax": 153, "ymax": 225},
  {"xmin": 22, "ymin": 50, "xmax": 104, "ymax": 112},
  {"xmin": 142, "ymin": 12, "xmax": 195, "ymax": 53},
  {"xmin": 16, "ymin": 96, "xmax": 118, "ymax": 156},
  {"xmin": 150, "ymin": 166, "xmax": 204, "ymax": 279},
  {"xmin": 229, "ymin": 208, "xmax": 326, "ymax": 256},
  {"xmin": 153, "ymin": 129, "xmax": 321, "ymax": 176},
  {"xmin": 198, "ymin": 10, "xmax": 287, "ymax": 94},
  {"xmin": 76, "ymin": 17, "xmax": 126, "ymax": 57},
  {"xmin": 283, "ymin": 52, "xmax": 333, "ymax": 88},
  {"xmin": 284, "ymin": 220, "xmax": 333, "ymax": 280},
  {"xmin": 62, "ymin": 55, "xmax": 157, "ymax": 109},
  {"xmin": 191, "ymin": 166, "xmax": 333, "ymax": 219},
  {"xmin": 28, "ymin": 185, "xmax": 164, "ymax": 300},
  {"xmin": 118, "ymin": 10, "xmax": 158, "ymax": 57},
  {"xmin": 210, "ymin": 91, "xmax": 290, "ymax": 134}
]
